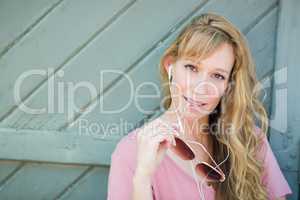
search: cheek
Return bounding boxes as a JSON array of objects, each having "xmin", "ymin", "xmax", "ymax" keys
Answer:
[
  {"xmin": 216, "ymin": 85, "xmax": 227, "ymax": 97},
  {"xmin": 206, "ymin": 82, "xmax": 227, "ymax": 104},
  {"xmin": 172, "ymin": 71, "xmax": 189, "ymax": 94},
  {"xmin": 210, "ymin": 80, "xmax": 228, "ymax": 96}
]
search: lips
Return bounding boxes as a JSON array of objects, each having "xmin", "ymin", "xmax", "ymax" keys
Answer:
[{"xmin": 183, "ymin": 95, "xmax": 207, "ymax": 107}]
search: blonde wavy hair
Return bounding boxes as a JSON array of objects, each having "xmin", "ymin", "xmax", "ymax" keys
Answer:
[{"xmin": 159, "ymin": 13, "xmax": 269, "ymax": 200}]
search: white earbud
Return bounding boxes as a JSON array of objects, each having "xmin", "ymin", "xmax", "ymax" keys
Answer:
[{"xmin": 168, "ymin": 64, "xmax": 173, "ymax": 81}]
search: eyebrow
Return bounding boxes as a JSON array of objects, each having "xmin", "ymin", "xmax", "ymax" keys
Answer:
[
  {"xmin": 184, "ymin": 59, "xmax": 230, "ymax": 75},
  {"xmin": 214, "ymin": 68, "xmax": 230, "ymax": 75}
]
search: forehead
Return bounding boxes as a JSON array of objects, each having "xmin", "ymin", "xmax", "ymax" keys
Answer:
[{"xmin": 178, "ymin": 43, "xmax": 235, "ymax": 73}]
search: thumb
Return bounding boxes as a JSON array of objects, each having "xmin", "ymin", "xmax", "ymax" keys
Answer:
[{"xmin": 156, "ymin": 139, "xmax": 171, "ymax": 162}]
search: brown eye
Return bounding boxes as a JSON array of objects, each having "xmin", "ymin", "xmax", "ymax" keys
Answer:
[
  {"xmin": 213, "ymin": 73, "xmax": 225, "ymax": 80},
  {"xmin": 184, "ymin": 64, "xmax": 198, "ymax": 72}
]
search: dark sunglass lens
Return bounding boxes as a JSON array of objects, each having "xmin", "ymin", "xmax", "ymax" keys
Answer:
[
  {"xmin": 196, "ymin": 163, "xmax": 221, "ymax": 180},
  {"xmin": 172, "ymin": 137, "xmax": 195, "ymax": 160}
]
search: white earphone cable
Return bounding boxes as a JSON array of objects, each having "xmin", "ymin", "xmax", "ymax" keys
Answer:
[
  {"xmin": 168, "ymin": 65, "xmax": 205, "ymax": 199},
  {"xmin": 168, "ymin": 66, "xmax": 230, "ymax": 199}
]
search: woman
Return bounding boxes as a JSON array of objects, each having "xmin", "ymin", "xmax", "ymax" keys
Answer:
[{"xmin": 107, "ymin": 13, "xmax": 292, "ymax": 200}]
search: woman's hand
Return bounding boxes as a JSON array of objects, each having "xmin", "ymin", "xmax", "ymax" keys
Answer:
[
  {"xmin": 132, "ymin": 119, "xmax": 178, "ymax": 200},
  {"xmin": 135, "ymin": 119, "xmax": 177, "ymax": 179},
  {"xmin": 132, "ymin": 118, "xmax": 175, "ymax": 200}
]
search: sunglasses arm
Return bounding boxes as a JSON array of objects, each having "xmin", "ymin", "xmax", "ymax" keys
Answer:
[{"xmin": 186, "ymin": 140, "xmax": 230, "ymax": 174}]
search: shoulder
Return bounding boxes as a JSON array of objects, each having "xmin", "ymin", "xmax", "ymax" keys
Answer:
[
  {"xmin": 110, "ymin": 127, "xmax": 141, "ymax": 170},
  {"xmin": 114, "ymin": 128, "xmax": 139, "ymax": 151},
  {"xmin": 252, "ymin": 126, "xmax": 293, "ymax": 198},
  {"xmin": 107, "ymin": 128, "xmax": 142, "ymax": 199}
]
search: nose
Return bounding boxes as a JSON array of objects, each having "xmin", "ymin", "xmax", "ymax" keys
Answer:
[
  {"xmin": 192, "ymin": 75, "xmax": 219, "ymax": 97},
  {"xmin": 193, "ymin": 82, "xmax": 212, "ymax": 96}
]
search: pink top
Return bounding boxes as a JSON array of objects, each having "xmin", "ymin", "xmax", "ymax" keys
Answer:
[{"xmin": 107, "ymin": 126, "xmax": 293, "ymax": 200}]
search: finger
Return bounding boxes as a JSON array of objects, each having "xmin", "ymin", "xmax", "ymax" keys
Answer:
[
  {"xmin": 149, "ymin": 131, "xmax": 172, "ymax": 141},
  {"xmin": 138, "ymin": 124, "xmax": 156, "ymax": 139},
  {"xmin": 157, "ymin": 137, "xmax": 172, "ymax": 156},
  {"xmin": 154, "ymin": 130, "xmax": 177, "ymax": 146},
  {"xmin": 164, "ymin": 127, "xmax": 180, "ymax": 138},
  {"xmin": 151, "ymin": 134, "xmax": 175, "ymax": 149},
  {"xmin": 157, "ymin": 141, "xmax": 169, "ymax": 157},
  {"xmin": 158, "ymin": 119, "xmax": 180, "ymax": 134}
]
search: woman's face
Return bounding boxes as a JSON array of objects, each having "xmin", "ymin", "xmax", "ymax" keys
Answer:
[{"xmin": 167, "ymin": 43, "xmax": 235, "ymax": 119}]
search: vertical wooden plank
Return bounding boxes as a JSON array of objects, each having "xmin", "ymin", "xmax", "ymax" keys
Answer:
[{"xmin": 269, "ymin": 0, "xmax": 300, "ymax": 199}]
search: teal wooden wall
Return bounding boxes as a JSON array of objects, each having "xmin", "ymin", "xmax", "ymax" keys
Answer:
[{"xmin": 0, "ymin": 0, "xmax": 298, "ymax": 199}]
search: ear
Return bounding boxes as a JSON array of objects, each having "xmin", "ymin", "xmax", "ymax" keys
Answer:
[{"xmin": 163, "ymin": 55, "xmax": 175, "ymax": 73}]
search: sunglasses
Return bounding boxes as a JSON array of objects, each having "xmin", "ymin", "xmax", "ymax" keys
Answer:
[{"xmin": 169, "ymin": 135, "xmax": 229, "ymax": 183}]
